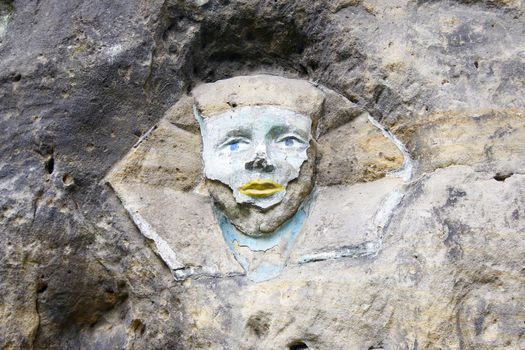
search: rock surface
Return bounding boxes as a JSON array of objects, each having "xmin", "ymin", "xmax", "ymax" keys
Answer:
[{"xmin": 1, "ymin": 0, "xmax": 524, "ymax": 349}]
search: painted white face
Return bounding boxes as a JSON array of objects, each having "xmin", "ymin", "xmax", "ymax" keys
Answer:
[{"xmin": 200, "ymin": 106, "xmax": 312, "ymax": 209}]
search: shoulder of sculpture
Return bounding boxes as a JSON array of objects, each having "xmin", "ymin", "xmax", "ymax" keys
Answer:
[{"xmin": 289, "ymin": 178, "xmax": 405, "ymax": 265}]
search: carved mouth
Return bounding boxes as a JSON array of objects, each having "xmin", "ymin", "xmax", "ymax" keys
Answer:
[{"xmin": 238, "ymin": 179, "xmax": 284, "ymax": 197}]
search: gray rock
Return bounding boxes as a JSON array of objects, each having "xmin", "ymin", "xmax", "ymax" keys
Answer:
[{"xmin": 0, "ymin": 0, "xmax": 523, "ymax": 349}]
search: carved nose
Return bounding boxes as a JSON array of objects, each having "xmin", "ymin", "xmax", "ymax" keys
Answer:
[{"xmin": 245, "ymin": 154, "xmax": 275, "ymax": 172}]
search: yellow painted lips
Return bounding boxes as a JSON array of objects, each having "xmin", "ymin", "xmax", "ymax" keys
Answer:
[{"xmin": 238, "ymin": 179, "xmax": 284, "ymax": 197}]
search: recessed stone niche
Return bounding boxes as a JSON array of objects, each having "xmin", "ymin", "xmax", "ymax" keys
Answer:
[
  {"xmin": 104, "ymin": 73, "xmax": 416, "ymax": 348},
  {"xmin": 107, "ymin": 74, "xmax": 409, "ymax": 283}
]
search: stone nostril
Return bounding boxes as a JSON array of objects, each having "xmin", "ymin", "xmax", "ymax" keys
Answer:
[
  {"xmin": 245, "ymin": 157, "xmax": 274, "ymax": 172},
  {"xmin": 263, "ymin": 164, "xmax": 275, "ymax": 172}
]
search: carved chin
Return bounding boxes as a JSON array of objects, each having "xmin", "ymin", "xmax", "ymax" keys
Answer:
[{"xmin": 206, "ymin": 156, "xmax": 315, "ymax": 237}]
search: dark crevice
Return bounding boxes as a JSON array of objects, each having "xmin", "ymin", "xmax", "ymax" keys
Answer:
[
  {"xmin": 288, "ymin": 341, "xmax": 309, "ymax": 349},
  {"xmin": 156, "ymin": 2, "xmax": 329, "ymax": 84},
  {"xmin": 373, "ymin": 85, "xmax": 384, "ymax": 104},
  {"xmin": 36, "ymin": 282, "xmax": 48, "ymax": 293},
  {"xmin": 44, "ymin": 155, "xmax": 55, "ymax": 174},
  {"xmin": 493, "ymin": 172, "xmax": 513, "ymax": 181}
]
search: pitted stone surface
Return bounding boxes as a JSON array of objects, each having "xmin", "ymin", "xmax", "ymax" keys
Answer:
[{"xmin": 1, "ymin": 0, "xmax": 524, "ymax": 349}]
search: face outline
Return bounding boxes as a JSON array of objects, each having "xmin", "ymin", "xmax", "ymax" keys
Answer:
[{"xmin": 200, "ymin": 106, "xmax": 312, "ymax": 209}]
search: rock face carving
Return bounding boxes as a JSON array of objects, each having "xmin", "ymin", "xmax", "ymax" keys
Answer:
[
  {"xmin": 193, "ymin": 76, "xmax": 326, "ymax": 280},
  {"xmin": 107, "ymin": 74, "xmax": 409, "ymax": 282},
  {"xmin": 193, "ymin": 75, "xmax": 324, "ymax": 238},
  {"xmin": 198, "ymin": 106, "xmax": 312, "ymax": 212}
]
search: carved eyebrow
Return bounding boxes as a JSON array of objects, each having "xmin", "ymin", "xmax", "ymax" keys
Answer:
[{"xmin": 267, "ymin": 125, "xmax": 309, "ymax": 141}]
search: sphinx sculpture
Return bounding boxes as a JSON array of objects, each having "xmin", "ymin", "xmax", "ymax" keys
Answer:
[
  {"xmin": 191, "ymin": 76, "xmax": 324, "ymax": 280},
  {"xmin": 107, "ymin": 74, "xmax": 411, "ymax": 282}
]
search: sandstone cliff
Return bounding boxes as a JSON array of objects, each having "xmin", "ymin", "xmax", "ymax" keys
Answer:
[{"xmin": 0, "ymin": 0, "xmax": 524, "ymax": 349}]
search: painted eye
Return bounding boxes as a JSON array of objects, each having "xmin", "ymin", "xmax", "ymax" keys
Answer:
[
  {"xmin": 279, "ymin": 135, "xmax": 303, "ymax": 147},
  {"xmin": 221, "ymin": 137, "xmax": 250, "ymax": 151}
]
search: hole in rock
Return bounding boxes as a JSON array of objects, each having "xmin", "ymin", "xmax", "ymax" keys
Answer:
[
  {"xmin": 244, "ymin": 30, "xmax": 255, "ymax": 41},
  {"xmin": 186, "ymin": 4, "xmax": 312, "ymax": 82},
  {"xmin": 130, "ymin": 318, "xmax": 145, "ymax": 333},
  {"xmin": 36, "ymin": 282, "xmax": 48, "ymax": 293},
  {"xmin": 298, "ymin": 63, "xmax": 308, "ymax": 75},
  {"xmin": 45, "ymin": 156, "xmax": 55, "ymax": 174},
  {"xmin": 493, "ymin": 172, "xmax": 513, "ymax": 182},
  {"xmin": 308, "ymin": 60, "xmax": 319, "ymax": 71},
  {"xmin": 288, "ymin": 341, "xmax": 309, "ymax": 349},
  {"xmin": 474, "ymin": 60, "xmax": 479, "ymax": 69},
  {"xmin": 349, "ymin": 95, "xmax": 359, "ymax": 103},
  {"xmin": 368, "ymin": 344, "xmax": 386, "ymax": 350},
  {"xmin": 62, "ymin": 173, "xmax": 75, "ymax": 187}
]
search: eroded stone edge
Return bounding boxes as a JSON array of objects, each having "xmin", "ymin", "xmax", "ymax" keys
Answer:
[{"xmin": 297, "ymin": 116, "xmax": 414, "ymax": 264}]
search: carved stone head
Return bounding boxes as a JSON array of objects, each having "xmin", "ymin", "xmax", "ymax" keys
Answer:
[
  {"xmin": 192, "ymin": 75, "xmax": 324, "ymax": 237},
  {"xmin": 106, "ymin": 73, "xmax": 407, "ymax": 281}
]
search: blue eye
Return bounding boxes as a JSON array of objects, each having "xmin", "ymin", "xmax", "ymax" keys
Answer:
[
  {"xmin": 277, "ymin": 134, "xmax": 304, "ymax": 147},
  {"xmin": 222, "ymin": 137, "xmax": 250, "ymax": 151}
]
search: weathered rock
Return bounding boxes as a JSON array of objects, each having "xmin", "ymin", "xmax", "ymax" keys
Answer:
[
  {"xmin": 109, "ymin": 119, "xmax": 202, "ymax": 192},
  {"xmin": 172, "ymin": 166, "xmax": 525, "ymax": 350},
  {"xmin": 318, "ymin": 112, "xmax": 404, "ymax": 186},
  {"xmin": 0, "ymin": 0, "xmax": 523, "ymax": 349},
  {"xmin": 394, "ymin": 109, "xmax": 525, "ymax": 176}
]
